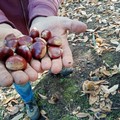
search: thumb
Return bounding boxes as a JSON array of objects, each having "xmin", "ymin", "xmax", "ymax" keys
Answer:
[
  {"xmin": 0, "ymin": 24, "xmax": 22, "ymax": 39},
  {"xmin": 61, "ymin": 17, "xmax": 87, "ymax": 34}
]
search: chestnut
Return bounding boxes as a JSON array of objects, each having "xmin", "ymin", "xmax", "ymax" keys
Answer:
[
  {"xmin": 5, "ymin": 55, "xmax": 27, "ymax": 70},
  {"xmin": 4, "ymin": 39, "xmax": 18, "ymax": 50},
  {"xmin": 30, "ymin": 41, "xmax": 47, "ymax": 60},
  {"xmin": 33, "ymin": 37, "xmax": 47, "ymax": 44},
  {"xmin": 48, "ymin": 46, "xmax": 63, "ymax": 59},
  {"xmin": 0, "ymin": 46, "xmax": 14, "ymax": 61},
  {"xmin": 5, "ymin": 33, "xmax": 16, "ymax": 40},
  {"xmin": 18, "ymin": 35, "xmax": 33, "ymax": 46},
  {"xmin": 15, "ymin": 45, "xmax": 32, "ymax": 63},
  {"xmin": 29, "ymin": 28, "xmax": 39, "ymax": 39},
  {"xmin": 41, "ymin": 29, "xmax": 52, "ymax": 41},
  {"xmin": 47, "ymin": 36, "xmax": 62, "ymax": 46}
]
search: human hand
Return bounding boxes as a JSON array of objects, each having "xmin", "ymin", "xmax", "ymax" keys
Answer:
[
  {"xmin": 30, "ymin": 16, "xmax": 87, "ymax": 74},
  {"xmin": 0, "ymin": 24, "xmax": 38, "ymax": 87}
]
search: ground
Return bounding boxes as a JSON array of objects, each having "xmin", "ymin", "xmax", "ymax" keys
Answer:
[{"xmin": 0, "ymin": 0, "xmax": 120, "ymax": 120}]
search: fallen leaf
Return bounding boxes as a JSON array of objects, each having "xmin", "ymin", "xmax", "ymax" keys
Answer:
[
  {"xmin": 41, "ymin": 110, "xmax": 47, "ymax": 115},
  {"xmin": 94, "ymin": 80, "xmax": 106, "ymax": 85},
  {"xmin": 89, "ymin": 95, "xmax": 99, "ymax": 105},
  {"xmin": 38, "ymin": 93, "xmax": 47, "ymax": 100},
  {"xmin": 48, "ymin": 92, "xmax": 60, "ymax": 104},
  {"xmin": 76, "ymin": 112, "xmax": 90, "ymax": 118},
  {"xmin": 89, "ymin": 107, "xmax": 101, "ymax": 112},
  {"xmin": 11, "ymin": 113, "xmax": 24, "ymax": 120},
  {"xmin": 110, "ymin": 40, "xmax": 119, "ymax": 45},
  {"xmin": 6, "ymin": 106, "xmax": 19, "ymax": 115},
  {"xmin": 116, "ymin": 44, "xmax": 120, "ymax": 52},
  {"xmin": 2, "ymin": 97, "xmax": 15, "ymax": 105},
  {"xmin": 100, "ymin": 85, "xmax": 109, "ymax": 93},
  {"xmin": 108, "ymin": 84, "xmax": 119, "ymax": 93},
  {"xmin": 96, "ymin": 38, "xmax": 103, "ymax": 45}
]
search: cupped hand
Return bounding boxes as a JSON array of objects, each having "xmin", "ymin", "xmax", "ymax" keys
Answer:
[
  {"xmin": 0, "ymin": 24, "xmax": 38, "ymax": 87},
  {"xmin": 30, "ymin": 16, "xmax": 87, "ymax": 74}
]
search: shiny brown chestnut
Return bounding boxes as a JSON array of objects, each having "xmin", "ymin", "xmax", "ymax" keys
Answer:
[
  {"xmin": 5, "ymin": 33, "xmax": 16, "ymax": 40},
  {"xmin": 41, "ymin": 29, "xmax": 52, "ymax": 41},
  {"xmin": 30, "ymin": 41, "xmax": 47, "ymax": 60},
  {"xmin": 15, "ymin": 45, "xmax": 32, "ymax": 63},
  {"xmin": 4, "ymin": 39, "xmax": 18, "ymax": 50},
  {"xmin": 5, "ymin": 55, "xmax": 27, "ymax": 70},
  {"xmin": 48, "ymin": 46, "xmax": 63, "ymax": 59},
  {"xmin": 47, "ymin": 36, "xmax": 62, "ymax": 46},
  {"xmin": 18, "ymin": 35, "xmax": 33, "ymax": 46},
  {"xmin": 33, "ymin": 37, "xmax": 47, "ymax": 44},
  {"xmin": 29, "ymin": 28, "xmax": 39, "ymax": 39},
  {"xmin": 0, "ymin": 46, "xmax": 14, "ymax": 61}
]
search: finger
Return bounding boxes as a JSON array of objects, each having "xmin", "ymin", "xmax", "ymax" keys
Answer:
[
  {"xmin": 62, "ymin": 38, "xmax": 73, "ymax": 68},
  {"xmin": 0, "ymin": 62, "xmax": 13, "ymax": 87},
  {"xmin": 11, "ymin": 70, "xmax": 29, "ymax": 85},
  {"xmin": 30, "ymin": 59, "xmax": 43, "ymax": 72},
  {"xmin": 41, "ymin": 54, "xmax": 52, "ymax": 71},
  {"xmin": 24, "ymin": 64, "xmax": 38, "ymax": 82},
  {"xmin": 61, "ymin": 17, "xmax": 87, "ymax": 33},
  {"xmin": 51, "ymin": 57, "xmax": 62, "ymax": 74}
]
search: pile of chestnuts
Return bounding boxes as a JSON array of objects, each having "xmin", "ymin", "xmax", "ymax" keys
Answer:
[{"xmin": 0, "ymin": 28, "xmax": 63, "ymax": 71}]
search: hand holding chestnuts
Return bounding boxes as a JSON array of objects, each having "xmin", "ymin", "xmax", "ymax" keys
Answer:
[{"xmin": 0, "ymin": 29, "xmax": 63, "ymax": 71}]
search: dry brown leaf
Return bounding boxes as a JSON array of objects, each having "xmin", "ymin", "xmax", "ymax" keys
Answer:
[
  {"xmin": 102, "ymin": 70, "xmax": 111, "ymax": 76},
  {"xmin": 6, "ymin": 106, "xmax": 19, "ymax": 115},
  {"xmin": 48, "ymin": 93, "xmax": 60, "ymax": 104},
  {"xmin": 101, "ymin": 106, "xmax": 111, "ymax": 112},
  {"xmin": 80, "ymin": 10, "xmax": 87, "ymax": 17},
  {"xmin": 99, "ymin": 101, "xmax": 106, "ymax": 109},
  {"xmin": 89, "ymin": 95, "xmax": 99, "ymax": 105},
  {"xmin": 89, "ymin": 107, "xmax": 101, "ymax": 112},
  {"xmin": 96, "ymin": 38, "xmax": 103, "ymax": 45},
  {"xmin": 116, "ymin": 44, "xmax": 120, "ymax": 52},
  {"xmin": 11, "ymin": 113, "xmax": 24, "ymax": 120},
  {"xmin": 82, "ymin": 80, "xmax": 96, "ymax": 91},
  {"xmin": 38, "ymin": 93, "xmax": 47, "ymax": 100},
  {"xmin": 72, "ymin": 110, "xmax": 79, "ymax": 115},
  {"xmin": 41, "ymin": 110, "xmax": 47, "ymax": 115},
  {"xmin": 110, "ymin": 39, "xmax": 119, "ymax": 45},
  {"xmin": 100, "ymin": 85, "xmax": 109, "ymax": 94},
  {"xmin": 83, "ymin": 36, "xmax": 89, "ymax": 42},
  {"xmin": 2, "ymin": 97, "xmax": 15, "ymax": 105},
  {"xmin": 108, "ymin": 84, "xmax": 119, "ymax": 93},
  {"xmin": 88, "ymin": 0, "xmax": 98, "ymax": 4},
  {"xmin": 72, "ymin": 106, "xmax": 81, "ymax": 115},
  {"xmin": 76, "ymin": 112, "xmax": 90, "ymax": 118},
  {"xmin": 94, "ymin": 80, "xmax": 106, "ymax": 85},
  {"xmin": 40, "ymin": 110, "xmax": 49, "ymax": 120}
]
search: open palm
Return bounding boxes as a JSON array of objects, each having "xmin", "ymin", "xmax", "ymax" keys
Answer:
[{"xmin": 30, "ymin": 16, "xmax": 87, "ymax": 74}]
